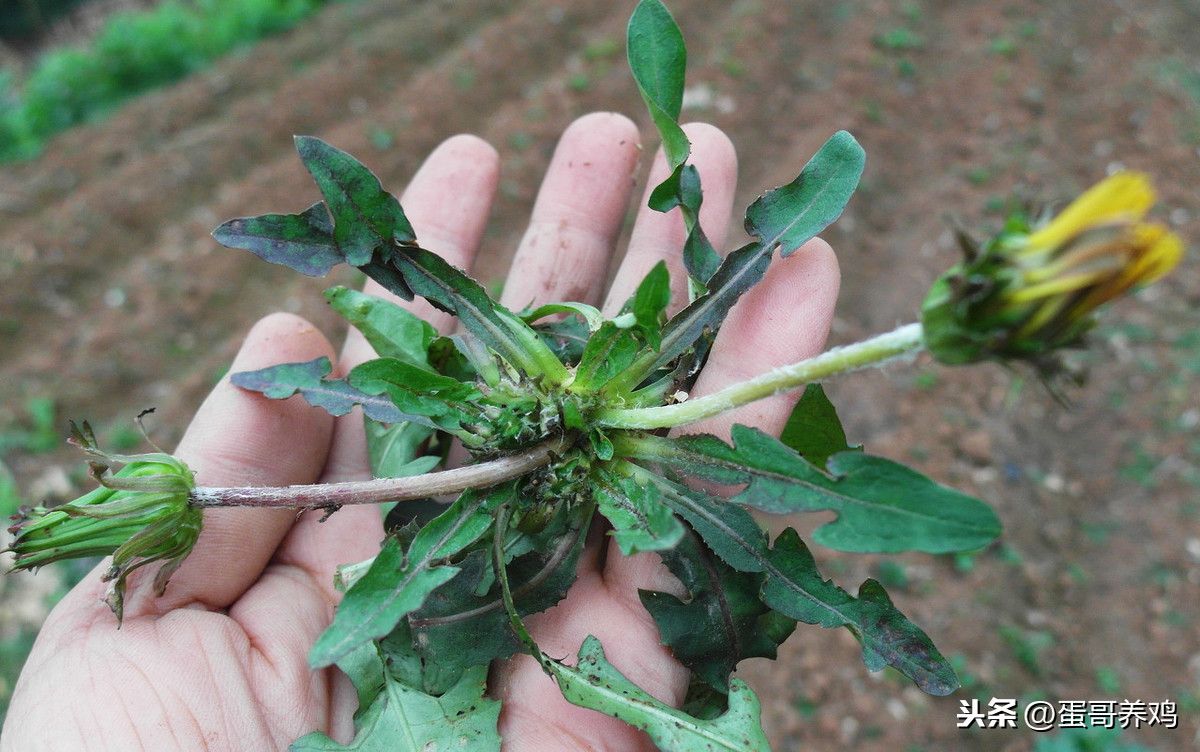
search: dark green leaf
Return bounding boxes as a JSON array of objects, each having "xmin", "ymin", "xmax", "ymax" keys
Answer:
[
  {"xmin": 641, "ymin": 527, "xmax": 794, "ymax": 691},
  {"xmin": 627, "ymin": 0, "xmax": 689, "ymax": 173},
  {"xmin": 778, "ymin": 384, "xmax": 858, "ymax": 468},
  {"xmin": 648, "ymin": 164, "xmax": 721, "ymax": 285},
  {"xmin": 310, "ymin": 486, "xmax": 510, "ymax": 669},
  {"xmin": 608, "ymin": 240, "xmax": 771, "ymax": 395},
  {"xmin": 594, "ymin": 469, "xmax": 685, "ymax": 555},
  {"xmin": 325, "ymin": 287, "xmax": 437, "ymax": 368},
  {"xmin": 410, "ymin": 517, "xmax": 588, "ymax": 694},
  {"xmin": 294, "ymin": 136, "xmax": 415, "ymax": 265},
  {"xmin": 627, "ymin": 259, "xmax": 672, "ymax": 348},
  {"xmin": 744, "ymin": 130, "xmax": 865, "ymax": 257},
  {"xmin": 231, "ymin": 356, "xmax": 407, "ymax": 423},
  {"xmin": 762, "ymin": 529, "xmax": 959, "ymax": 695},
  {"xmin": 548, "ymin": 636, "xmax": 771, "ymax": 751},
  {"xmin": 631, "ymin": 427, "xmax": 1001, "ymax": 554},
  {"xmin": 645, "ymin": 474, "xmax": 958, "ymax": 695},
  {"xmin": 212, "ymin": 201, "xmax": 342, "ymax": 277},
  {"xmin": 392, "ymin": 245, "xmax": 570, "ymax": 385}
]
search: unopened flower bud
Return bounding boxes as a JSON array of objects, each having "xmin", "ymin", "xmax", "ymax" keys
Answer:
[{"xmin": 5, "ymin": 422, "xmax": 201, "ymax": 622}]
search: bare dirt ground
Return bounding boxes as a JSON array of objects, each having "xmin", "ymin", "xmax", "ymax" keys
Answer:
[{"xmin": 2, "ymin": 1, "xmax": 1198, "ymax": 749}]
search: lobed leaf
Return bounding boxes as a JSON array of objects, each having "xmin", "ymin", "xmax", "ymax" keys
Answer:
[
  {"xmin": 309, "ymin": 486, "xmax": 511, "ymax": 669},
  {"xmin": 548, "ymin": 636, "xmax": 771, "ymax": 751},
  {"xmin": 294, "ymin": 135, "xmax": 416, "ymax": 265},
  {"xmin": 231, "ymin": 356, "xmax": 408, "ymax": 424},
  {"xmin": 778, "ymin": 383, "xmax": 859, "ymax": 468},
  {"xmin": 640, "ymin": 527, "xmax": 794, "ymax": 691},
  {"xmin": 291, "ymin": 660, "xmax": 501, "ymax": 751},
  {"xmin": 628, "ymin": 426, "xmax": 1001, "ymax": 554},
  {"xmin": 348, "ymin": 358, "xmax": 483, "ymax": 436},
  {"xmin": 594, "ymin": 470, "xmax": 685, "ymax": 555},
  {"xmin": 211, "ymin": 201, "xmax": 341, "ymax": 277},
  {"xmin": 647, "ymin": 475, "xmax": 958, "ymax": 695}
]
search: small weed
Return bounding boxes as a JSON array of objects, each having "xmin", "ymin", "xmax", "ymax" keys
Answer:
[
  {"xmin": 998, "ymin": 624, "xmax": 1054, "ymax": 677},
  {"xmin": 0, "ymin": 397, "xmax": 59, "ymax": 455},
  {"xmin": 1095, "ymin": 665, "xmax": 1121, "ymax": 694}
]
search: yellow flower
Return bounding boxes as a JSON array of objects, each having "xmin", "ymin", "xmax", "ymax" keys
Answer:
[{"xmin": 921, "ymin": 172, "xmax": 1183, "ymax": 368}]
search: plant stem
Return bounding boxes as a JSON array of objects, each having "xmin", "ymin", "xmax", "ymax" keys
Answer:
[
  {"xmin": 595, "ymin": 322, "xmax": 926, "ymax": 431},
  {"xmin": 187, "ymin": 435, "xmax": 571, "ymax": 509}
]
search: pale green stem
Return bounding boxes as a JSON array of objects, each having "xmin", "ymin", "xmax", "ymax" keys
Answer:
[{"xmin": 595, "ymin": 322, "xmax": 926, "ymax": 431}]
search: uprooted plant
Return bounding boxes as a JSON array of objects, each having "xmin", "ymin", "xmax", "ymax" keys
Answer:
[{"xmin": 5, "ymin": 2, "xmax": 1182, "ymax": 749}]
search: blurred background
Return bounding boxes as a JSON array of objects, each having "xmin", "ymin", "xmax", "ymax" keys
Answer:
[{"xmin": 1, "ymin": 1, "xmax": 1197, "ymax": 749}]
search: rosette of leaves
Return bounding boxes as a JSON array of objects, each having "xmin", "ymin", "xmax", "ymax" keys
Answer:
[{"xmin": 211, "ymin": 2, "xmax": 1001, "ymax": 749}]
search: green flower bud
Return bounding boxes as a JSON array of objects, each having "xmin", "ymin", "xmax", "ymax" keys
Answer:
[{"xmin": 5, "ymin": 422, "xmax": 201, "ymax": 622}]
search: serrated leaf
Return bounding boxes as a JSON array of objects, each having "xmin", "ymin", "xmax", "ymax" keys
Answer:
[
  {"xmin": 744, "ymin": 130, "xmax": 865, "ymax": 257},
  {"xmin": 779, "ymin": 383, "xmax": 859, "ymax": 467},
  {"xmin": 640, "ymin": 527, "xmax": 794, "ymax": 691},
  {"xmin": 645, "ymin": 474, "xmax": 958, "ymax": 695},
  {"xmin": 294, "ymin": 136, "xmax": 415, "ymax": 265},
  {"xmin": 630, "ymin": 427, "xmax": 1001, "ymax": 554},
  {"xmin": 212, "ymin": 201, "xmax": 342, "ymax": 277},
  {"xmin": 310, "ymin": 486, "xmax": 510, "ymax": 669},
  {"xmin": 291, "ymin": 660, "xmax": 501, "ymax": 751},
  {"xmin": 231, "ymin": 356, "xmax": 407, "ymax": 423},
  {"xmin": 762, "ymin": 529, "xmax": 959, "ymax": 695},
  {"xmin": 547, "ymin": 635, "xmax": 771, "ymax": 752},
  {"xmin": 594, "ymin": 470, "xmax": 685, "ymax": 555},
  {"xmin": 325, "ymin": 286, "xmax": 438, "ymax": 369},
  {"xmin": 348, "ymin": 358, "xmax": 482, "ymax": 435}
]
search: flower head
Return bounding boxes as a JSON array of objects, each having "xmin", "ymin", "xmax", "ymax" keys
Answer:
[
  {"xmin": 5, "ymin": 422, "xmax": 201, "ymax": 622},
  {"xmin": 921, "ymin": 172, "xmax": 1183, "ymax": 370}
]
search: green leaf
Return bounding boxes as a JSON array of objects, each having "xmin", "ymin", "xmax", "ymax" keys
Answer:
[
  {"xmin": 607, "ymin": 240, "xmax": 771, "ymax": 397},
  {"xmin": 627, "ymin": 0, "xmax": 689, "ymax": 174},
  {"xmin": 291, "ymin": 660, "xmax": 501, "ymax": 751},
  {"xmin": 762, "ymin": 529, "xmax": 959, "ymax": 696},
  {"xmin": 325, "ymin": 287, "xmax": 438, "ymax": 369},
  {"xmin": 646, "ymin": 475, "xmax": 958, "ymax": 695},
  {"xmin": 778, "ymin": 384, "xmax": 858, "ymax": 468},
  {"xmin": 366, "ymin": 420, "xmax": 439, "ymax": 480},
  {"xmin": 573, "ymin": 322, "xmax": 640, "ymax": 393},
  {"xmin": 630, "ymin": 427, "xmax": 1001, "ymax": 554},
  {"xmin": 521, "ymin": 301, "xmax": 605, "ymax": 332},
  {"xmin": 212, "ymin": 201, "xmax": 342, "ymax": 277},
  {"xmin": 594, "ymin": 469, "xmax": 685, "ymax": 555},
  {"xmin": 348, "ymin": 358, "xmax": 483, "ymax": 435},
  {"xmin": 744, "ymin": 130, "xmax": 865, "ymax": 257},
  {"xmin": 231, "ymin": 356, "xmax": 407, "ymax": 424},
  {"xmin": 310, "ymin": 486, "xmax": 510, "ymax": 669},
  {"xmin": 294, "ymin": 136, "xmax": 416, "ymax": 265},
  {"xmin": 649, "ymin": 164, "xmax": 721, "ymax": 286},
  {"xmin": 641, "ymin": 527, "xmax": 794, "ymax": 691},
  {"xmin": 410, "ymin": 516, "xmax": 588, "ymax": 694},
  {"xmin": 547, "ymin": 635, "xmax": 771, "ymax": 751},
  {"xmin": 391, "ymin": 244, "xmax": 571, "ymax": 385},
  {"xmin": 626, "ymin": 259, "xmax": 672, "ymax": 349}
]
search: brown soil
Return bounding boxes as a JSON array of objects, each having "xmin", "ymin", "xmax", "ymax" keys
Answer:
[{"xmin": 2, "ymin": 1, "xmax": 1198, "ymax": 750}]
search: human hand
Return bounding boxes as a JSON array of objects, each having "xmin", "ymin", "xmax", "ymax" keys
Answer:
[{"xmin": 1, "ymin": 112, "xmax": 839, "ymax": 751}]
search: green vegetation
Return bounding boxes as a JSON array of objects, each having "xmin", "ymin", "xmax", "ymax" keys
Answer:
[{"xmin": 0, "ymin": 0, "xmax": 339, "ymax": 162}]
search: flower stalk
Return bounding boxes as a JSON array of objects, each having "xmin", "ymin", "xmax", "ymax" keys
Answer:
[
  {"xmin": 595, "ymin": 323, "xmax": 926, "ymax": 431},
  {"xmin": 188, "ymin": 434, "xmax": 571, "ymax": 509}
]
